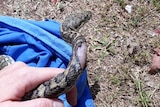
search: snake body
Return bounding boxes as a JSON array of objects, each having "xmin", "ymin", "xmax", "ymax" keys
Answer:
[{"xmin": 0, "ymin": 11, "xmax": 92, "ymax": 100}]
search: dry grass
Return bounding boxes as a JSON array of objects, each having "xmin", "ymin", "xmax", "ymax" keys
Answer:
[{"xmin": 1, "ymin": 0, "xmax": 160, "ymax": 107}]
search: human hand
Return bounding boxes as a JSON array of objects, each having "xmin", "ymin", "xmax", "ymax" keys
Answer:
[{"xmin": 0, "ymin": 62, "xmax": 77, "ymax": 107}]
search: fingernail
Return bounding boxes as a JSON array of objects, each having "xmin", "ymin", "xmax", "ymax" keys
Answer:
[{"xmin": 53, "ymin": 101, "xmax": 63, "ymax": 107}]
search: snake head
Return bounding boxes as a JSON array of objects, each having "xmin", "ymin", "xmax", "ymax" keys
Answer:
[{"xmin": 61, "ymin": 11, "xmax": 92, "ymax": 32}]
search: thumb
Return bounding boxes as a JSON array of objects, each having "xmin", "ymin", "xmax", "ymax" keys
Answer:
[{"xmin": 0, "ymin": 98, "xmax": 64, "ymax": 107}]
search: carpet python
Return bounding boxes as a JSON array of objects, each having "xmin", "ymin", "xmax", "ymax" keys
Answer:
[{"xmin": 0, "ymin": 11, "xmax": 92, "ymax": 100}]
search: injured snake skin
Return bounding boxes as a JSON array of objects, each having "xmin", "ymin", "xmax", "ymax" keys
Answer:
[{"xmin": 0, "ymin": 11, "xmax": 92, "ymax": 100}]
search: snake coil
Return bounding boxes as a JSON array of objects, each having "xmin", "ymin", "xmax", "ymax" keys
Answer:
[{"xmin": 0, "ymin": 11, "xmax": 92, "ymax": 100}]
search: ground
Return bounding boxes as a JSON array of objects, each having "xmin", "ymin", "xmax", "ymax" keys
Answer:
[{"xmin": 1, "ymin": 0, "xmax": 160, "ymax": 107}]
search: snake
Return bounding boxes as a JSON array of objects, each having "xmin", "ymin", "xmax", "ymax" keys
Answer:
[{"xmin": 0, "ymin": 11, "xmax": 92, "ymax": 100}]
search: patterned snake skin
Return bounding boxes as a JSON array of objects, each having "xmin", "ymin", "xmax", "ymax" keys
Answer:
[{"xmin": 0, "ymin": 11, "xmax": 92, "ymax": 100}]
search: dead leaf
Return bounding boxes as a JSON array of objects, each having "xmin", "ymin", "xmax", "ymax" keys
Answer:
[
  {"xmin": 149, "ymin": 48, "xmax": 160, "ymax": 74},
  {"xmin": 154, "ymin": 29, "xmax": 160, "ymax": 34},
  {"xmin": 54, "ymin": 0, "xmax": 57, "ymax": 4}
]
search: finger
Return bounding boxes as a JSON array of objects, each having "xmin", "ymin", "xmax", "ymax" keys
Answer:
[
  {"xmin": 66, "ymin": 86, "xmax": 77, "ymax": 106},
  {"xmin": 23, "ymin": 66, "xmax": 65, "ymax": 92},
  {"xmin": 1, "ymin": 62, "xmax": 65, "ymax": 98},
  {"xmin": 0, "ymin": 98, "xmax": 64, "ymax": 107}
]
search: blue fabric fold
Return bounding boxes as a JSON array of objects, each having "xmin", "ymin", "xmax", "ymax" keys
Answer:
[{"xmin": 0, "ymin": 16, "xmax": 94, "ymax": 107}]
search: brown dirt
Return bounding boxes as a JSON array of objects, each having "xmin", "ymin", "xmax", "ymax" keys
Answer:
[{"xmin": 1, "ymin": 0, "xmax": 160, "ymax": 107}]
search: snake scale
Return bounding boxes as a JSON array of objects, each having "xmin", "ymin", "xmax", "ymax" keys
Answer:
[{"xmin": 0, "ymin": 11, "xmax": 92, "ymax": 100}]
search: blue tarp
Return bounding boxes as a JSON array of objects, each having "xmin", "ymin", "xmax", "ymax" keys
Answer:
[{"xmin": 0, "ymin": 16, "xmax": 94, "ymax": 107}]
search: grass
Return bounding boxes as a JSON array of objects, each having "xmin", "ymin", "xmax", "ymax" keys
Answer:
[
  {"xmin": 110, "ymin": 75, "xmax": 121, "ymax": 86},
  {"xmin": 90, "ymin": 34, "xmax": 115, "ymax": 67},
  {"xmin": 131, "ymin": 15, "xmax": 143, "ymax": 27},
  {"xmin": 89, "ymin": 0, "xmax": 160, "ymax": 106},
  {"xmin": 134, "ymin": 79, "xmax": 151, "ymax": 107},
  {"xmin": 152, "ymin": 0, "xmax": 160, "ymax": 10},
  {"xmin": 132, "ymin": 51, "xmax": 149, "ymax": 67},
  {"xmin": 115, "ymin": 0, "xmax": 125, "ymax": 9}
]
